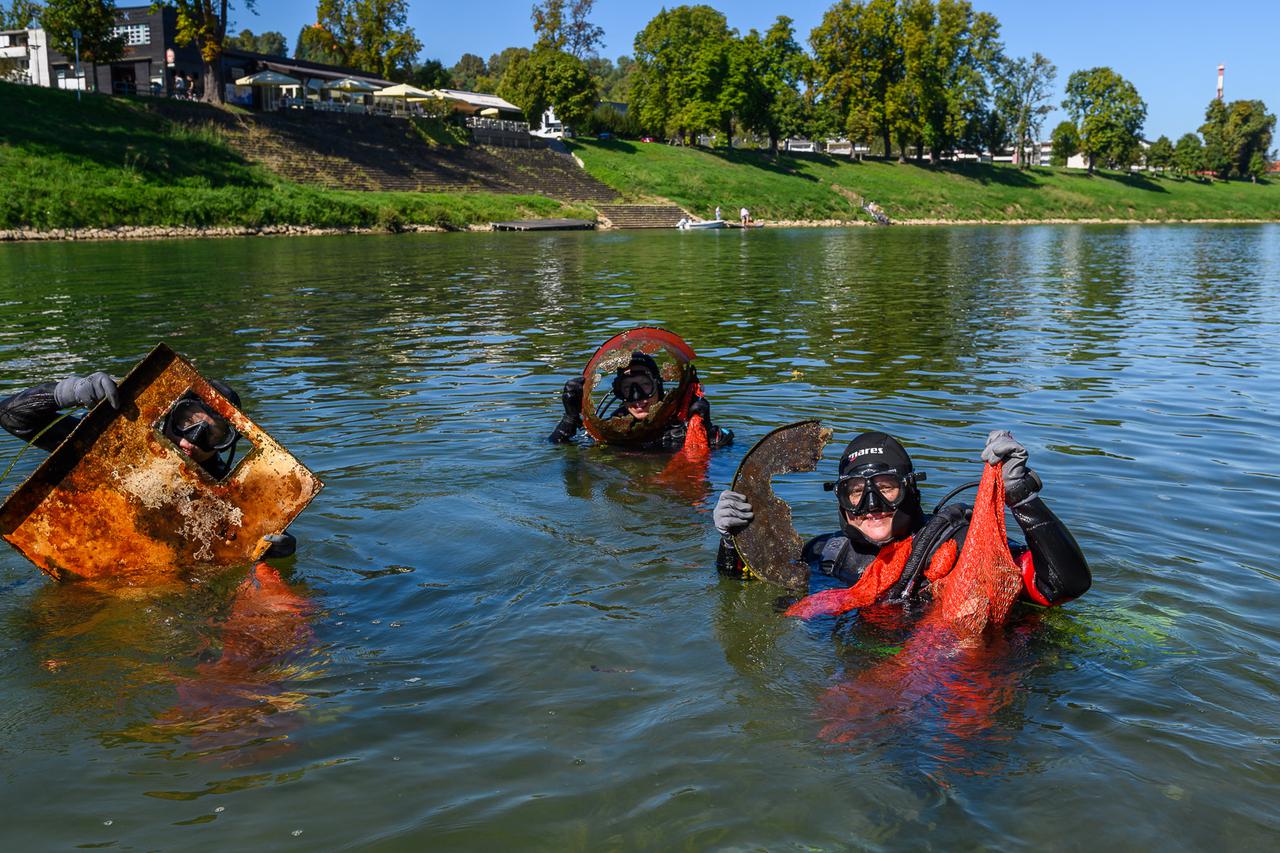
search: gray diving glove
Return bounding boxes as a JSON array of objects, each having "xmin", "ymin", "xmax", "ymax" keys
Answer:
[
  {"xmin": 981, "ymin": 429, "xmax": 1043, "ymax": 507},
  {"xmin": 713, "ymin": 490, "xmax": 754, "ymax": 536},
  {"xmin": 53, "ymin": 371, "xmax": 120, "ymax": 410}
]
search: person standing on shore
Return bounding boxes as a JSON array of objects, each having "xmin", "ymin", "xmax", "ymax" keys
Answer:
[
  {"xmin": 739, "ymin": 207, "xmax": 750, "ymax": 226},
  {"xmin": 715, "ymin": 206, "xmax": 722, "ymax": 221}
]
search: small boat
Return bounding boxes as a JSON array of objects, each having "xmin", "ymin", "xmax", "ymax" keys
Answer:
[{"xmin": 675, "ymin": 218, "xmax": 726, "ymax": 230}]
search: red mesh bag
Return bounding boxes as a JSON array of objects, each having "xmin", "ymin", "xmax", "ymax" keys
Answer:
[
  {"xmin": 784, "ymin": 536, "xmax": 913, "ymax": 619},
  {"xmin": 926, "ymin": 461, "xmax": 1022, "ymax": 637}
]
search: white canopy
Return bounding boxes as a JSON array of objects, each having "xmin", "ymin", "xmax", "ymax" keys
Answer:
[
  {"xmin": 325, "ymin": 77, "xmax": 380, "ymax": 93},
  {"xmin": 375, "ymin": 83, "xmax": 431, "ymax": 99},
  {"xmin": 235, "ymin": 70, "xmax": 301, "ymax": 87}
]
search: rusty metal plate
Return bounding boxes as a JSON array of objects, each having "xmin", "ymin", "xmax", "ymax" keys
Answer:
[
  {"xmin": 0, "ymin": 343, "xmax": 323, "ymax": 585},
  {"xmin": 581, "ymin": 327, "xmax": 696, "ymax": 446},
  {"xmin": 730, "ymin": 420, "xmax": 832, "ymax": 590}
]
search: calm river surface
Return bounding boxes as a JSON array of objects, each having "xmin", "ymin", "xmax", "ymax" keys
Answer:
[{"xmin": 1, "ymin": 225, "xmax": 1278, "ymax": 850}]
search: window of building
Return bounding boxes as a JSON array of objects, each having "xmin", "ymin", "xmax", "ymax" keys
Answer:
[{"xmin": 113, "ymin": 24, "xmax": 151, "ymax": 47}]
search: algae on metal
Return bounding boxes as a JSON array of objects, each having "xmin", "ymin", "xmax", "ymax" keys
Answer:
[
  {"xmin": 0, "ymin": 343, "xmax": 323, "ymax": 585},
  {"xmin": 580, "ymin": 327, "xmax": 696, "ymax": 446},
  {"xmin": 730, "ymin": 420, "xmax": 832, "ymax": 590}
]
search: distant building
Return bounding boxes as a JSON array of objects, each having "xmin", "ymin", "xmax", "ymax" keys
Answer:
[
  {"xmin": 428, "ymin": 88, "xmax": 521, "ymax": 118},
  {"xmin": 0, "ymin": 27, "xmax": 49, "ymax": 87}
]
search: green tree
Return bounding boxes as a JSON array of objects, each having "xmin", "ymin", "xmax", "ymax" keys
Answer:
[
  {"xmin": 1061, "ymin": 66, "xmax": 1146, "ymax": 173},
  {"xmin": 40, "ymin": 0, "xmax": 122, "ymax": 91},
  {"xmin": 408, "ymin": 58, "xmax": 450, "ymax": 90},
  {"xmin": 225, "ymin": 28, "xmax": 287, "ymax": 56},
  {"xmin": 724, "ymin": 17, "xmax": 808, "ymax": 153},
  {"xmin": 1048, "ymin": 119, "xmax": 1078, "ymax": 167},
  {"xmin": 811, "ymin": 0, "xmax": 902, "ymax": 158},
  {"xmin": 1145, "ymin": 134, "xmax": 1173, "ymax": 171},
  {"xmin": 631, "ymin": 5, "xmax": 733, "ymax": 144},
  {"xmin": 995, "ymin": 52, "xmax": 1055, "ymax": 168},
  {"xmin": 0, "ymin": 0, "xmax": 42, "ymax": 28},
  {"xmin": 450, "ymin": 53, "xmax": 487, "ymax": 91},
  {"xmin": 1247, "ymin": 151, "xmax": 1269, "ymax": 182},
  {"xmin": 315, "ymin": 0, "xmax": 422, "ymax": 81},
  {"xmin": 1173, "ymin": 132, "xmax": 1203, "ymax": 176},
  {"xmin": 162, "ymin": 1, "xmax": 257, "ymax": 103},
  {"xmin": 531, "ymin": 0, "xmax": 603, "ymax": 58},
  {"xmin": 498, "ymin": 47, "xmax": 597, "ymax": 128},
  {"xmin": 295, "ymin": 23, "xmax": 344, "ymax": 65},
  {"xmin": 1199, "ymin": 97, "xmax": 1275, "ymax": 179}
]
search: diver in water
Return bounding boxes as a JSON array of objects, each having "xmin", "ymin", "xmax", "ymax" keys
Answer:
[
  {"xmin": 549, "ymin": 350, "xmax": 734, "ymax": 451},
  {"xmin": 713, "ymin": 430, "xmax": 1090, "ymax": 607},
  {"xmin": 0, "ymin": 370, "xmax": 295, "ymax": 559}
]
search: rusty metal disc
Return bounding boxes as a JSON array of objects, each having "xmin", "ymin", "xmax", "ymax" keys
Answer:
[
  {"xmin": 730, "ymin": 420, "xmax": 833, "ymax": 590},
  {"xmin": 580, "ymin": 327, "xmax": 696, "ymax": 446},
  {"xmin": 0, "ymin": 343, "xmax": 323, "ymax": 586}
]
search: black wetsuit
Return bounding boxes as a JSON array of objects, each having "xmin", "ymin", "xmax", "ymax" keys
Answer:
[
  {"xmin": 0, "ymin": 382, "xmax": 232, "ymax": 479},
  {"xmin": 719, "ymin": 492, "xmax": 1090, "ymax": 607},
  {"xmin": 551, "ymin": 394, "xmax": 734, "ymax": 451}
]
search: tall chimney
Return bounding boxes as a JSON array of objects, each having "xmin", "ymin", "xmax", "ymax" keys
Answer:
[{"xmin": 1217, "ymin": 64, "xmax": 1225, "ymax": 100}]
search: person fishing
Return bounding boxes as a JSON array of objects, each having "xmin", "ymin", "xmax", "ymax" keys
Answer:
[
  {"xmin": 0, "ymin": 369, "xmax": 296, "ymax": 559},
  {"xmin": 549, "ymin": 350, "xmax": 734, "ymax": 451},
  {"xmin": 713, "ymin": 430, "xmax": 1090, "ymax": 611}
]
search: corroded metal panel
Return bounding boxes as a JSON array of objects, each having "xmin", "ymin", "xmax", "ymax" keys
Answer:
[
  {"xmin": 730, "ymin": 420, "xmax": 832, "ymax": 590},
  {"xmin": 0, "ymin": 343, "xmax": 323, "ymax": 585},
  {"xmin": 581, "ymin": 327, "xmax": 696, "ymax": 446}
]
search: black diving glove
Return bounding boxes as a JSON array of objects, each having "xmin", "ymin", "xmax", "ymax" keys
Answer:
[
  {"xmin": 53, "ymin": 371, "xmax": 120, "ymax": 410},
  {"xmin": 260, "ymin": 531, "xmax": 297, "ymax": 559},
  {"xmin": 549, "ymin": 376, "xmax": 584, "ymax": 443},
  {"xmin": 981, "ymin": 429, "xmax": 1043, "ymax": 507}
]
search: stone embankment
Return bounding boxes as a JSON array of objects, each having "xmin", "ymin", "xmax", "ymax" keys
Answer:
[{"xmin": 0, "ymin": 223, "xmax": 449, "ymax": 242}]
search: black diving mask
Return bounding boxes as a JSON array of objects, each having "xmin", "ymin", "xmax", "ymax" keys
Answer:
[
  {"xmin": 824, "ymin": 468, "xmax": 924, "ymax": 515},
  {"xmin": 163, "ymin": 397, "xmax": 238, "ymax": 454},
  {"xmin": 614, "ymin": 372, "xmax": 659, "ymax": 403}
]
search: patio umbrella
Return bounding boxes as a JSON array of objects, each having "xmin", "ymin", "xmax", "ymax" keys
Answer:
[
  {"xmin": 479, "ymin": 107, "xmax": 500, "ymax": 117},
  {"xmin": 327, "ymin": 78, "xmax": 380, "ymax": 94},
  {"xmin": 234, "ymin": 70, "xmax": 302, "ymax": 110}
]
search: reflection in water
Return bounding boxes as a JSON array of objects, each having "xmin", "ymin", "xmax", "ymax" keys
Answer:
[
  {"xmin": 23, "ymin": 563, "xmax": 321, "ymax": 768},
  {"xmin": 147, "ymin": 563, "xmax": 318, "ymax": 766}
]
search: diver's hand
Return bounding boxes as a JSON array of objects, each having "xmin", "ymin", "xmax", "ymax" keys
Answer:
[
  {"xmin": 982, "ymin": 429, "xmax": 1042, "ymax": 506},
  {"xmin": 561, "ymin": 376, "xmax": 585, "ymax": 419},
  {"xmin": 53, "ymin": 371, "xmax": 120, "ymax": 410},
  {"xmin": 688, "ymin": 395, "xmax": 710, "ymax": 421},
  {"xmin": 550, "ymin": 377, "xmax": 584, "ymax": 443},
  {"xmin": 714, "ymin": 490, "xmax": 754, "ymax": 536},
  {"xmin": 260, "ymin": 531, "xmax": 297, "ymax": 559}
]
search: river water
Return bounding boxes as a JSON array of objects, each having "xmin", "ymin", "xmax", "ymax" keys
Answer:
[{"xmin": 1, "ymin": 225, "xmax": 1277, "ymax": 850}]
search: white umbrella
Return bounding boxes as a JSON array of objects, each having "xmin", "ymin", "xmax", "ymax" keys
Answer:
[
  {"xmin": 235, "ymin": 70, "xmax": 301, "ymax": 87},
  {"xmin": 375, "ymin": 83, "xmax": 431, "ymax": 99},
  {"xmin": 326, "ymin": 77, "xmax": 380, "ymax": 93}
]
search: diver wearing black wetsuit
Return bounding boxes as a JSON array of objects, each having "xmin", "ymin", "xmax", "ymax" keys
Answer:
[
  {"xmin": 715, "ymin": 431, "xmax": 1090, "ymax": 608},
  {"xmin": 549, "ymin": 351, "xmax": 734, "ymax": 451},
  {"xmin": 0, "ymin": 370, "xmax": 295, "ymax": 557}
]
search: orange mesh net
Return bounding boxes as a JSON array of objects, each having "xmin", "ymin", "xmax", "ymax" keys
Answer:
[
  {"xmin": 651, "ymin": 412, "xmax": 711, "ymax": 503},
  {"xmin": 784, "ymin": 536, "xmax": 913, "ymax": 618},
  {"xmin": 925, "ymin": 462, "xmax": 1022, "ymax": 637}
]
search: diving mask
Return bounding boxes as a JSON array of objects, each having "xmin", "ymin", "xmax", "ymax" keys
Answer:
[
  {"xmin": 824, "ymin": 467, "xmax": 924, "ymax": 515},
  {"xmin": 163, "ymin": 396, "xmax": 238, "ymax": 454}
]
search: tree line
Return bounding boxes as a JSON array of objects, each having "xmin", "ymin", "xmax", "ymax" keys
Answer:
[{"xmin": 5, "ymin": 0, "xmax": 1273, "ymax": 178}]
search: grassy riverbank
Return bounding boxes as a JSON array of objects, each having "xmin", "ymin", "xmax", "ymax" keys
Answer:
[
  {"xmin": 0, "ymin": 82, "xmax": 591, "ymax": 232},
  {"xmin": 570, "ymin": 138, "xmax": 1280, "ymax": 224}
]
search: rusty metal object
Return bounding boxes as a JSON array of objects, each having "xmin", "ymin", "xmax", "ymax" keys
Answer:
[
  {"xmin": 580, "ymin": 327, "xmax": 696, "ymax": 446},
  {"xmin": 0, "ymin": 343, "xmax": 323, "ymax": 585},
  {"xmin": 730, "ymin": 420, "xmax": 832, "ymax": 590}
]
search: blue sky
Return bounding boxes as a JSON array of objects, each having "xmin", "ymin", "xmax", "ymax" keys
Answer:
[{"xmin": 232, "ymin": 1, "xmax": 1279, "ymax": 141}]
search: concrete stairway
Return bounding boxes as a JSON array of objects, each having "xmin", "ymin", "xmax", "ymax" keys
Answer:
[
  {"xmin": 596, "ymin": 204, "xmax": 688, "ymax": 229},
  {"xmin": 200, "ymin": 110, "xmax": 620, "ymax": 202}
]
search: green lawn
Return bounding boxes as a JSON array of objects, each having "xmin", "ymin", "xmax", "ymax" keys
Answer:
[
  {"xmin": 0, "ymin": 82, "xmax": 592, "ymax": 231},
  {"xmin": 570, "ymin": 139, "xmax": 1280, "ymax": 224}
]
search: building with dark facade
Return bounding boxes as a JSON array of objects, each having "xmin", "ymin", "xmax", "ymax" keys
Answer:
[{"xmin": 40, "ymin": 6, "xmax": 389, "ymax": 102}]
